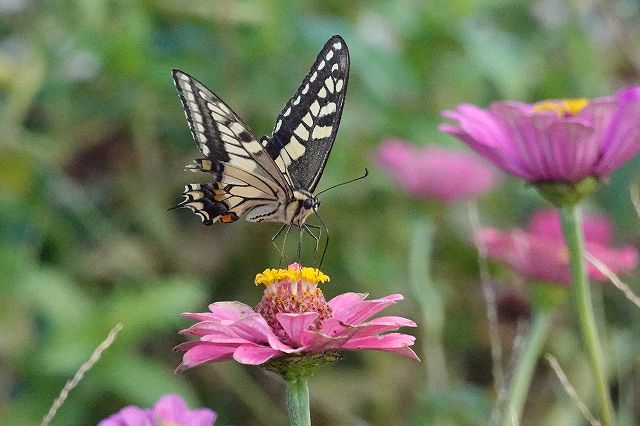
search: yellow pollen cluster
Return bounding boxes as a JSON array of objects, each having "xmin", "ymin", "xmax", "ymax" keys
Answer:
[
  {"xmin": 255, "ymin": 267, "xmax": 330, "ymax": 286},
  {"xmin": 532, "ymin": 98, "xmax": 588, "ymax": 116}
]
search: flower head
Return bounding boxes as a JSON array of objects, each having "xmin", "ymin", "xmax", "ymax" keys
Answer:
[
  {"xmin": 98, "ymin": 394, "xmax": 216, "ymax": 426},
  {"xmin": 376, "ymin": 139, "xmax": 499, "ymax": 201},
  {"xmin": 176, "ymin": 264, "xmax": 418, "ymax": 372},
  {"xmin": 440, "ymin": 87, "xmax": 640, "ymax": 184},
  {"xmin": 476, "ymin": 209, "xmax": 637, "ymax": 285}
]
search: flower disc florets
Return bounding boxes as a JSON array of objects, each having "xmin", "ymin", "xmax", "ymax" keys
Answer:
[{"xmin": 255, "ymin": 263, "xmax": 332, "ymax": 344}]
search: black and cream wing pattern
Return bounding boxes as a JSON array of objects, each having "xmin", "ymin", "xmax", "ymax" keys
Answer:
[{"xmin": 172, "ymin": 35, "xmax": 349, "ymax": 226}]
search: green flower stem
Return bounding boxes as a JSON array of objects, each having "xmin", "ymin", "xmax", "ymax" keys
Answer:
[
  {"xmin": 408, "ymin": 215, "xmax": 448, "ymax": 390},
  {"xmin": 559, "ymin": 205, "xmax": 615, "ymax": 426},
  {"xmin": 501, "ymin": 307, "xmax": 553, "ymax": 426},
  {"xmin": 285, "ymin": 377, "xmax": 311, "ymax": 426}
]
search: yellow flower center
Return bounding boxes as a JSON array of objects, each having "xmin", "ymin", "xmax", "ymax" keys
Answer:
[
  {"xmin": 532, "ymin": 98, "xmax": 588, "ymax": 116},
  {"xmin": 255, "ymin": 267, "xmax": 330, "ymax": 286}
]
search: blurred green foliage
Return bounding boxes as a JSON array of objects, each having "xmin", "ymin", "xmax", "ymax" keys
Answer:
[{"xmin": 2, "ymin": 0, "xmax": 640, "ymax": 424}]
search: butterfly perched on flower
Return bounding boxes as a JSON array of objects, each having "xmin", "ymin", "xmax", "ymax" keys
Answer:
[{"xmin": 172, "ymin": 35, "xmax": 349, "ymax": 233}]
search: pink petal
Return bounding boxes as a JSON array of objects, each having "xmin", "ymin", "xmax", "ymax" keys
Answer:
[
  {"xmin": 340, "ymin": 333, "xmax": 419, "ymax": 360},
  {"xmin": 233, "ymin": 344, "xmax": 280, "ymax": 365},
  {"xmin": 349, "ymin": 316, "xmax": 418, "ymax": 339},
  {"xmin": 329, "ymin": 293, "xmax": 404, "ymax": 324},
  {"xmin": 151, "ymin": 395, "xmax": 189, "ymax": 423},
  {"xmin": 183, "ymin": 301, "xmax": 255, "ymax": 323},
  {"xmin": 186, "ymin": 408, "xmax": 217, "ymax": 426},
  {"xmin": 178, "ymin": 343, "xmax": 236, "ymax": 371},
  {"xmin": 98, "ymin": 406, "xmax": 152, "ymax": 426},
  {"xmin": 276, "ymin": 312, "xmax": 318, "ymax": 346},
  {"xmin": 528, "ymin": 209, "xmax": 613, "ymax": 244}
]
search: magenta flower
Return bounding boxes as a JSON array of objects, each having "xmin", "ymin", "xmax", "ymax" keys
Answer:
[
  {"xmin": 476, "ymin": 209, "xmax": 637, "ymax": 285},
  {"xmin": 98, "ymin": 394, "xmax": 216, "ymax": 426},
  {"xmin": 376, "ymin": 139, "xmax": 499, "ymax": 201},
  {"xmin": 440, "ymin": 87, "xmax": 640, "ymax": 183},
  {"xmin": 175, "ymin": 264, "xmax": 418, "ymax": 370}
]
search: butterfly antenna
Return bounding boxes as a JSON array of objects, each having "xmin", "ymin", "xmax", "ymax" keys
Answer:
[
  {"xmin": 315, "ymin": 168, "xmax": 369, "ymax": 197},
  {"xmin": 314, "ymin": 211, "xmax": 330, "ymax": 268}
]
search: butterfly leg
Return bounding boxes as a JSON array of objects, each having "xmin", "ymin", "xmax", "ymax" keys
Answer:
[
  {"xmin": 296, "ymin": 224, "xmax": 305, "ymax": 264},
  {"xmin": 303, "ymin": 225, "xmax": 321, "ymax": 265},
  {"xmin": 314, "ymin": 212, "xmax": 330, "ymax": 269},
  {"xmin": 271, "ymin": 223, "xmax": 288, "ymax": 264}
]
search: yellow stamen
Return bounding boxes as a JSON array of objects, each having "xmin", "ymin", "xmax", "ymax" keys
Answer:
[
  {"xmin": 532, "ymin": 98, "xmax": 588, "ymax": 116},
  {"xmin": 255, "ymin": 267, "xmax": 330, "ymax": 286}
]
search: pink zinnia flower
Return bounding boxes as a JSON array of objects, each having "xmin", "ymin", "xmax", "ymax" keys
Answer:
[
  {"xmin": 440, "ymin": 87, "xmax": 640, "ymax": 183},
  {"xmin": 476, "ymin": 209, "xmax": 637, "ymax": 285},
  {"xmin": 98, "ymin": 394, "xmax": 216, "ymax": 426},
  {"xmin": 175, "ymin": 264, "xmax": 418, "ymax": 370},
  {"xmin": 376, "ymin": 139, "xmax": 499, "ymax": 201}
]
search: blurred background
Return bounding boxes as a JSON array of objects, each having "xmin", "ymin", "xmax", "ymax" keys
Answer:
[{"xmin": 2, "ymin": 0, "xmax": 640, "ymax": 424}]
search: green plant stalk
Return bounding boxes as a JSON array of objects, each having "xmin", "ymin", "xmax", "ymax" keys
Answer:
[
  {"xmin": 559, "ymin": 205, "xmax": 614, "ymax": 426},
  {"xmin": 501, "ymin": 308, "xmax": 553, "ymax": 426},
  {"xmin": 285, "ymin": 377, "xmax": 311, "ymax": 426}
]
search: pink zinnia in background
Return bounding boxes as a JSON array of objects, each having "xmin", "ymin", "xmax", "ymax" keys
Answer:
[
  {"xmin": 98, "ymin": 394, "xmax": 216, "ymax": 426},
  {"xmin": 175, "ymin": 264, "xmax": 418, "ymax": 370},
  {"xmin": 440, "ymin": 87, "xmax": 640, "ymax": 183},
  {"xmin": 376, "ymin": 139, "xmax": 500, "ymax": 201},
  {"xmin": 476, "ymin": 209, "xmax": 637, "ymax": 285}
]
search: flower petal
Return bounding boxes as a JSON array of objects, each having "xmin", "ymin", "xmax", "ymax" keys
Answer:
[
  {"xmin": 276, "ymin": 312, "xmax": 319, "ymax": 346},
  {"xmin": 177, "ymin": 342, "xmax": 236, "ymax": 371},
  {"xmin": 233, "ymin": 343, "xmax": 280, "ymax": 365},
  {"xmin": 329, "ymin": 293, "xmax": 404, "ymax": 324},
  {"xmin": 98, "ymin": 406, "xmax": 152, "ymax": 426},
  {"xmin": 151, "ymin": 395, "xmax": 189, "ymax": 424},
  {"xmin": 340, "ymin": 333, "xmax": 419, "ymax": 360}
]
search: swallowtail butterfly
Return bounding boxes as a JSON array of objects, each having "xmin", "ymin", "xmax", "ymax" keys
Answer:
[{"xmin": 172, "ymin": 35, "xmax": 349, "ymax": 231}]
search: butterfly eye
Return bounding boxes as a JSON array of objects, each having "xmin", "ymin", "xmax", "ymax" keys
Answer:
[{"xmin": 303, "ymin": 198, "xmax": 315, "ymax": 209}]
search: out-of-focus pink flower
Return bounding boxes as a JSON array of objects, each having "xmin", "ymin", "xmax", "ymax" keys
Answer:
[
  {"xmin": 376, "ymin": 139, "xmax": 499, "ymax": 201},
  {"xmin": 440, "ymin": 87, "xmax": 640, "ymax": 183},
  {"xmin": 476, "ymin": 209, "xmax": 637, "ymax": 285},
  {"xmin": 98, "ymin": 394, "xmax": 216, "ymax": 426},
  {"xmin": 175, "ymin": 264, "xmax": 418, "ymax": 370}
]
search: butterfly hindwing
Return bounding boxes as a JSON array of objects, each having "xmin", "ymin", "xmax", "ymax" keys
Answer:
[{"xmin": 263, "ymin": 35, "xmax": 350, "ymax": 192}]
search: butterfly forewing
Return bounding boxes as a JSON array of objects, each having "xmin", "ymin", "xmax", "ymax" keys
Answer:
[{"xmin": 263, "ymin": 35, "xmax": 350, "ymax": 192}]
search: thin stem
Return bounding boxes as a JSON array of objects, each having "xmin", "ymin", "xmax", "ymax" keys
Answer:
[
  {"xmin": 285, "ymin": 377, "xmax": 311, "ymax": 426},
  {"xmin": 559, "ymin": 205, "xmax": 615, "ymax": 426},
  {"xmin": 501, "ymin": 308, "xmax": 553, "ymax": 426},
  {"xmin": 408, "ymin": 215, "xmax": 449, "ymax": 390}
]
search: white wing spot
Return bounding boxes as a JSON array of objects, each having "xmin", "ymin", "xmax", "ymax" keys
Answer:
[
  {"xmin": 197, "ymin": 133, "xmax": 207, "ymax": 143},
  {"xmin": 294, "ymin": 124, "xmax": 309, "ymax": 140},
  {"xmin": 283, "ymin": 107, "xmax": 291, "ymax": 117},
  {"xmin": 326, "ymin": 50, "xmax": 334, "ymax": 60},
  {"xmin": 185, "ymin": 92, "xmax": 195, "ymax": 101},
  {"xmin": 179, "ymin": 74, "xmax": 190, "ymax": 82},
  {"xmin": 302, "ymin": 112, "xmax": 313, "ymax": 127},
  {"xmin": 325, "ymin": 77, "xmax": 334, "ymax": 93},
  {"xmin": 211, "ymin": 111, "xmax": 225, "ymax": 122},
  {"xmin": 310, "ymin": 101, "xmax": 320, "ymax": 116},
  {"xmin": 201, "ymin": 145, "xmax": 211, "ymax": 156},
  {"xmin": 312, "ymin": 125, "xmax": 332, "ymax": 139},
  {"xmin": 293, "ymin": 96, "xmax": 301, "ymax": 105},
  {"xmin": 275, "ymin": 120, "xmax": 282, "ymax": 132},
  {"xmin": 335, "ymin": 79, "xmax": 344, "ymax": 93},
  {"xmin": 310, "ymin": 71, "xmax": 318, "ymax": 82},
  {"xmin": 333, "ymin": 41, "xmax": 342, "ymax": 49},
  {"xmin": 301, "ymin": 84, "xmax": 309, "ymax": 94},
  {"xmin": 318, "ymin": 87, "xmax": 327, "ymax": 98},
  {"xmin": 229, "ymin": 122, "xmax": 245, "ymax": 135},
  {"xmin": 319, "ymin": 102, "xmax": 336, "ymax": 117},
  {"xmin": 218, "ymin": 103, "xmax": 231, "ymax": 114},
  {"xmin": 195, "ymin": 122, "xmax": 205, "ymax": 132},
  {"xmin": 287, "ymin": 136, "xmax": 306, "ymax": 159},
  {"xmin": 331, "ymin": 63, "xmax": 339, "ymax": 72},
  {"xmin": 207, "ymin": 102, "xmax": 225, "ymax": 116},
  {"xmin": 318, "ymin": 60, "xmax": 325, "ymax": 70},
  {"xmin": 193, "ymin": 112, "xmax": 202, "ymax": 122}
]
